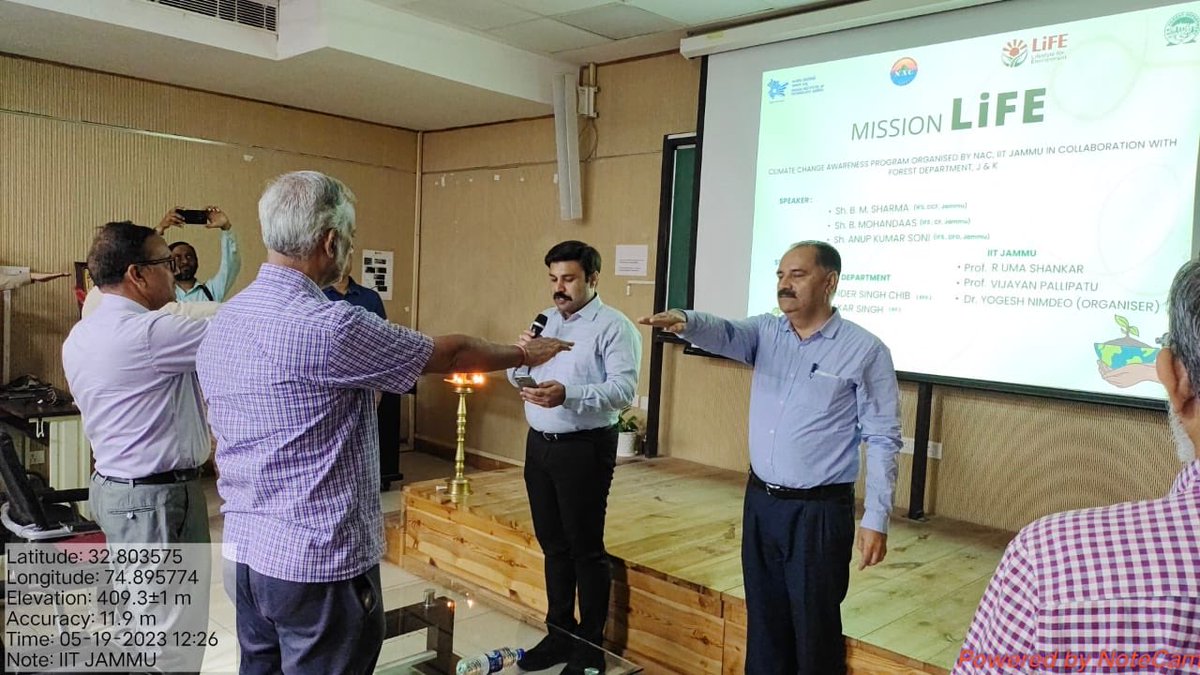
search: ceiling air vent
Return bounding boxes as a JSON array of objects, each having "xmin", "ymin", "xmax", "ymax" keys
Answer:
[{"xmin": 148, "ymin": 0, "xmax": 278, "ymax": 32}]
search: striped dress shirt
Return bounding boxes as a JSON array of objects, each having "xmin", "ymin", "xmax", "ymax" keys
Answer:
[
  {"xmin": 197, "ymin": 264, "xmax": 432, "ymax": 582},
  {"xmin": 955, "ymin": 460, "xmax": 1200, "ymax": 673},
  {"xmin": 507, "ymin": 296, "xmax": 641, "ymax": 434},
  {"xmin": 678, "ymin": 309, "xmax": 901, "ymax": 533}
]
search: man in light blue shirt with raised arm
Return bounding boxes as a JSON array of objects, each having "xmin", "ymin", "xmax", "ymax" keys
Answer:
[
  {"xmin": 509, "ymin": 240, "xmax": 641, "ymax": 674},
  {"xmin": 161, "ymin": 205, "xmax": 241, "ymax": 302},
  {"xmin": 640, "ymin": 240, "xmax": 901, "ymax": 675}
]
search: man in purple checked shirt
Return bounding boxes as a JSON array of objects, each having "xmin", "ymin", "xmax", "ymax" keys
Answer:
[
  {"xmin": 196, "ymin": 170, "xmax": 571, "ymax": 675},
  {"xmin": 955, "ymin": 260, "xmax": 1200, "ymax": 673}
]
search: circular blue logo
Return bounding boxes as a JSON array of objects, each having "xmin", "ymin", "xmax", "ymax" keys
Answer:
[{"xmin": 890, "ymin": 57, "xmax": 918, "ymax": 86}]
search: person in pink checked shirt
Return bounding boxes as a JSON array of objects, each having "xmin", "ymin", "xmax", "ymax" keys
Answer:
[{"xmin": 954, "ymin": 260, "xmax": 1200, "ymax": 674}]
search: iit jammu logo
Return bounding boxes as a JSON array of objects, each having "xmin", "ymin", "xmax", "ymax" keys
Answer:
[
  {"xmin": 767, "ymin": 79, "xmax": 788, "ymax": 100},
  {"xmin": 1166, "ymin": 12, "xmax": 1199, "ymax": 46}
]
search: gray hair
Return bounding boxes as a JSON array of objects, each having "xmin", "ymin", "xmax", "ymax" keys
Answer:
[
  {"xmin": 1168, "ymin": 260, "xmax": 1200, "ymax": 398},
  {"xmin": 259, "ymin": 171, "xmax": 356, "ymax": 258},
  {"xmin": 786, "ymin": 240, "xmax": 842, "ymax": 274}
]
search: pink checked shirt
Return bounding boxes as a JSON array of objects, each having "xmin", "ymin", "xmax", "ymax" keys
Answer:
[{"xmin": 955, "ymin": 460, "xmax": 1200, "ymax": 674}]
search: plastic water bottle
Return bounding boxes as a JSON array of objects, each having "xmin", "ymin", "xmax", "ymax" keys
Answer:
[{"xmin": 455, "ymin": 647, "xmax": 526, "ymax": 675}]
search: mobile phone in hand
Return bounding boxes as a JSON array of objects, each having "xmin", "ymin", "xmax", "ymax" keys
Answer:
[
  {"xmin": 514, "ymin": 375, "xmax": 539, "ymax": 389},
  {"xmin": 176, "ymin": 209, "xmax": 209, "ymax": 225}
]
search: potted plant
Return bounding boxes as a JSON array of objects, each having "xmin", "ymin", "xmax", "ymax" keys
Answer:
[{"xmin": 616, "ymin": 407, "xmax": 641, "ymax": 457}]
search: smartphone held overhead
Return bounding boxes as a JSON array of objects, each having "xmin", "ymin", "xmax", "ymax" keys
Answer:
[{"xmin": 176, "ymin": 208, "xmax": 209, "ymax": 225}]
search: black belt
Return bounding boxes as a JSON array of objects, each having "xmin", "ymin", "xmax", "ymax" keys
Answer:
[
  {"xmin": 533, "ymin": 425, "xmax": 616, "ymax": 442},
  {"xmin": 96, "ymin": 467, "xmax": 202, "ymax": 486},
  {"xmin": 748, "ymin": 471, "xmax": 852, "ymax": 501}
]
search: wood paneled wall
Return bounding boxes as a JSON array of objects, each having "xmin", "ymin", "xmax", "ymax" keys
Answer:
[
  {"xmin": 0, "ymin": 54, "xmax": 418, "ymax": 390},
  {"xmin": 415, "ymin": 52, "xmax": 1179, "ymax": 532},
  {"xmin": 415, "ymin": 54, "xmax": 700, "ymax": 461}
]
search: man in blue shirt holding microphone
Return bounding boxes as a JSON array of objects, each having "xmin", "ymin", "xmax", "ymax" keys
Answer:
[
  {"xmin": 509, "ymin": 240, "xmax": 642, "ymax": 674},
  {"xmin": 640, "ymin": 240, "xmax": 901, "ymax": 675}
]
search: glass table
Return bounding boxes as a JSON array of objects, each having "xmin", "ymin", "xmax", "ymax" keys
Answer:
[{"xmin": 376, "ymin": 589, "xmax": 642, "ymax": 674}]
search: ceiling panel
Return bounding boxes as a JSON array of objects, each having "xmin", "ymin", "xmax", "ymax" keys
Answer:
[
  {"xmin": 489, "ymin": 18, "xmax": 610, "ymax": 53},
  {"xmin": 497, "ymin": 0, "xmax": 615, "ymax": 17},
  {"xmin": 556, "ymin": 3, "xmax": 681, "ymax": 40},
  {"xmin": 768, "ymin": 0, "xmax": 835, "ymax": 7},
  {"xmin": 402, "ymin": 0, "xmax": 537, "ymax": 31},
  {"xmin": 553, "ymin": 29, "xmax": 684, "ymax": 64},
  {"xmin": 363, "ymin": 0, "xmax": 423, "ymax": 9},
  {"xmin": 629, "ymin": 0, "xmax": 773, "ymax": 26}
]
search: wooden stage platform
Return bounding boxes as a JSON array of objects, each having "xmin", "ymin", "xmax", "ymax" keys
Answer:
[{"xmin": 387, "ymin": 458, "xmax": 1014, "ymax": 674}]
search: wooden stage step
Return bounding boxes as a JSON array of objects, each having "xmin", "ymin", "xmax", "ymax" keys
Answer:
[{"xmin": 391, "ymin": 457, "xmax": 1012, "ymax": 674}]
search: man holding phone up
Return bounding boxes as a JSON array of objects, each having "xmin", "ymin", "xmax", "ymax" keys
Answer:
[
  {"xmin": 509, "ymin": 240, "xmax": 641, "ymax": 674},
  {"xmin": 160, "ymin": 206, "xmax": 242, "ymax": 303}
]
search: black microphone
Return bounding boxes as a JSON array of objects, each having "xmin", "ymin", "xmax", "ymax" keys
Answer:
[{"xmin": 529, "ymin": 313, "xmax": 548, "ymax": 338}]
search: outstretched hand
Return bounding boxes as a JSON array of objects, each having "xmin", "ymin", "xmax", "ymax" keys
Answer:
[
  {"xmin": 637, "ymin": 309, "xmax": 687, "ymax": 333},
  {"xmin": 31, "ymin": 272, "xmax": 69, "ymax": 283},
  {"xmin": 522, "ymin": 337, "xmax": 573, "ymax": 367}
]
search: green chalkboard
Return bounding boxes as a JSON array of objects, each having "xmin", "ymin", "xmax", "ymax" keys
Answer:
[{"xmin": 664, "ymin": 141, "xmax": 696, "ymax": 311}]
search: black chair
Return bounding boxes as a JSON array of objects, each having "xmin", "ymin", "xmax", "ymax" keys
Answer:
[
  {"xmin": 0, "ymin": 430, "xmax": 102, "ymax": 542},
  {"xmin": 0, "ymin": 431, "xmax": 109, "ymax": 669}
]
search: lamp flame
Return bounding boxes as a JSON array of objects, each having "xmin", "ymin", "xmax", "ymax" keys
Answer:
[{"xmin": 445, "ymin": 373, "xmax": 486, "ymax": 386}]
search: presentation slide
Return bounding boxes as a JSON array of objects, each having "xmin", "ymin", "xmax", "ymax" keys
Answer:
[{"xmin": 742, "ymin": 2, "xmax": 1200, "ymax": 399}]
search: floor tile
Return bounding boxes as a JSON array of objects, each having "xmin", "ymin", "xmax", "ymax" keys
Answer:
[
  {"xmin": 453, "ymin": 610, "xmax": 547, "ymax": 657},
  {"xmin": 199, "ymin": 623, "xmax": 238, "ymax": 674},
  {"xmin": 380, "ymin": 561, "xmax": 421, "ymax": 589}
]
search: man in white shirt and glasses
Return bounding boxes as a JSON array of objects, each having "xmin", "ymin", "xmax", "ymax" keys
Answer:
[{"xmin": 62, "ymin": 220, "xmax": 213, "ymax": 673}]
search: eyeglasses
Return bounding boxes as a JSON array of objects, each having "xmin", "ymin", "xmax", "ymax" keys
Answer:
[{"xmin": 136, "ymin": 257, "xmax": 178, "ymax": 274}]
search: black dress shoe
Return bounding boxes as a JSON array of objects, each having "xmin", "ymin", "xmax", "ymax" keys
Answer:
[
  {"xmin": 560, "ymin": 640, "xmax": 606, "ymax": 674},
  {"xmin": 518, "ymin": 633, "xmax": 572, "ymax": 671}
]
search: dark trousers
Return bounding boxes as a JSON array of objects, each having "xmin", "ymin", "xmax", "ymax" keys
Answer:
[
  {"xmin": 742, "ymin": 479, "xmax": 855, "ymax": 675},
  {"xmin": 235, "ymin": 562, "xmax": 384, "ymax": 675},
  {"xmin": 377, "ymin": 391, "xmax": 403, "ymax": 484},
  {"xmin": 524, "ymin": 426, "xmax": 617, "ymax": 646}
]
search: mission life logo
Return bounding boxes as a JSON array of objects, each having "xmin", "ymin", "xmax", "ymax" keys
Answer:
[
  {"xmin": 1002, "ymin": 39, "xmax": 1028, "ymax": 67},
  {"xmin": 1166, "ymin": 11, "xmax": 1199, "ymax": 45},
  {"xmin": 1002, "ymin": 33, "xmax": 1068, "ymax": 67},
  {"xmin": 890, "ymin": 57, "xmax": 918, "ymax": 86}
]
